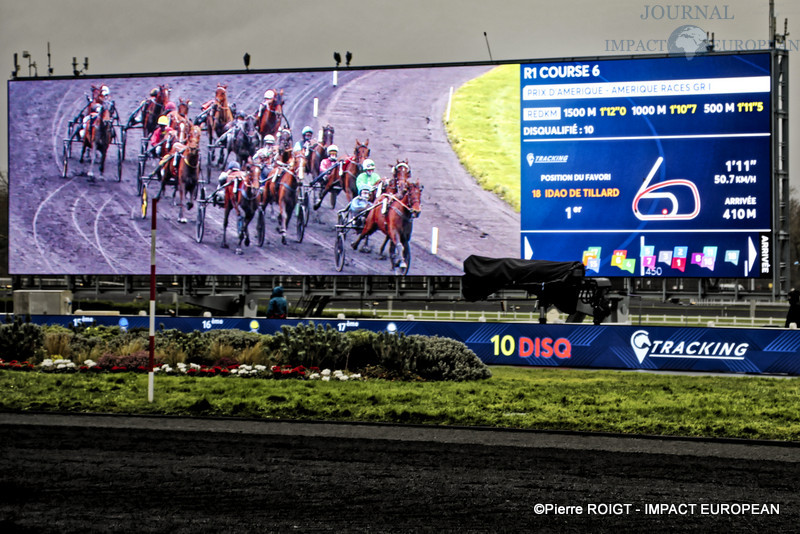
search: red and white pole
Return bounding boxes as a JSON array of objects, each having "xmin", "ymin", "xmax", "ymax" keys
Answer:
[{"xmin": 148, "ymin": 198, "xmax": 158, "ymax": 402}]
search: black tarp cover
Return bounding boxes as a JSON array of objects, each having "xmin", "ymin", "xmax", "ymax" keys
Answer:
[{"xmin": 462, "ymin": 255, "xmax": 586, "ymax": 313}]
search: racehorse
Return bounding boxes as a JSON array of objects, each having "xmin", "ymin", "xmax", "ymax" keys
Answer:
[
  {"xmin": 350, "ymin": 179, "xmax": 422, "ymax": 274},
  {"xmin": 256, "ymin": 89, "xmax": 286, "ymax": 143},
  {"xmin": 385, "ymin": 159, "xmax": 411, "ymax": 195},
  {"xmin": 220, "ymin": 114, "xmax": 259, "ymax": 169},
  {"xmin": 141, "ymin": 84, "xmax": 170, "ymax": 138},
  {"xmin": 257, "ymin": 129, "xmax": 303, "ymax": 245},
  {"xmin": 312, "ymin": 139, "xmax": 370, "ymax": 210},
  {"xmin": 375, "ymin": 160, "xmax": 412, "ymax": 255},
  {"xmin": 306, "ymin": 124, "xmax": 335, "ymax": 177},
  {"xmin": 168, "ymin": 98, "xmax": 193, "ymax": 143},
  {"xmin": 79, "ymin": 100, "xmax": 117, "ymax": 180},
  {"xmin": 254, "ymin": 127, "xmax": 293, "ymax": 217},
  {"xmin": 196, "ymin": 84, "xmax": 235, "ymax": 165},
  {"xmin": 220, "ymin": 167, "xmax": 259, "ymax": 254},
  {"xmin": 156, "ymin": 125, "xmax": 202, "ymax": 223}
]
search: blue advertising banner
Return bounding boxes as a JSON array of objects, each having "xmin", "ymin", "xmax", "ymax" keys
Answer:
[
  {"xmin": 520, "ymin": 53, "xmax": 772, "ymax": 278},
  {"xmin": 30, "ymin": 315, "xmax": 800, "ymax": 376}
]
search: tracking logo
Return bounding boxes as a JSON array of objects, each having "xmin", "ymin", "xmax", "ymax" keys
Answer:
[
  {"xmin": 630, "ymin": 330, "xmax": 748, "ymax": 364},
  {"xmin": 526, "ymin": 153, "xmax": 569, "ymax": 166}
]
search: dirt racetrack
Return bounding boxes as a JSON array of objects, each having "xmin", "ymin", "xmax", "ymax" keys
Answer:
[
  {"xmin": 9, "ymin": 65, "xmax": 519, "ymax": 276},
  {"xmin": 1, "ymin": 413, "xmax": 798, "ymax": 532}
]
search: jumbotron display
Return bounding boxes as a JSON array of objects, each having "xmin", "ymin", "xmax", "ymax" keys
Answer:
[
  {"xmin": 8, "ymin": 52, "xmax": 774, "ymax": 278},
  {"xmin": 520, "ymin": 52, "xmax": 772, "ymax": 278}
]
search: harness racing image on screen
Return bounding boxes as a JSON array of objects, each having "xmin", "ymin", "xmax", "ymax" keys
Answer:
[
  {"xmin": 9, "ymin": 52, "xmax": 775, "ymax": 278},
  {"xmin": 8, "ymin": 65, "xmax": 519, "ymax": 276}
]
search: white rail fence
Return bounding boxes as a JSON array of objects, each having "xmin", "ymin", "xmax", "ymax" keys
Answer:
[{"xmin": 324, "ymin": 307, "xmax": 788, "ymax": 328}]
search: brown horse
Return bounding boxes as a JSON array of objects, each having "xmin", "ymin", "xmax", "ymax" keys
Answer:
[
  {"xmin": 197, "ymin": 84, "xmax": 234, "ymax": 165},
  {"xmin": 306, "ymin": 124, "xmax": 335, "ymax": 177},
  {"xmin": 258, "ymin": 129, "xmax": 304, "ymax": 245},
  {"xmin": 168, "ymin": 98, "xmax": 193, "ymax": 143},
  {"xmin": 350, "ymin": 179, "xmax": 422, "ymax": 274},
  {"xmin": 385, "ymin": 159, "xmax": 412, "ymax": 195},
  {"xmin": 254, "ymin": 128, "xmax": 293, "ymax": 208},
  {"xmin": 312, "ymin": 139, "xmax": 370, "ymax": 210},
  {"xmin": 142, "ymin": 84, "xmax": 170, "ymax": 138},
  {"xmin": 373, "ymin": 160, "xmax": 413, "ymax": 255},
  {"xmin": 79, "ymin": 100, "xmax": 117, "ymax": 180},
  {"xmin": 157, "ymin": 125, "xmax": 202, "ymax": 223},
  {"xmin": 256, "ymin": 89, "xmax": 285, "ymax": 143},
  {"xmin": 220, "ymin": 168, "xmax": 259, "ymax": 253}
]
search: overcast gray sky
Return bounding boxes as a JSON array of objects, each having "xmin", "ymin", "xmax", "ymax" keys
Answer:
[{"xmin": 2, "ymin": 0, "xmax": 798, "ymax": 187}]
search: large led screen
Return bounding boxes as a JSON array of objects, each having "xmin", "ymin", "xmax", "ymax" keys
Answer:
[
  {"xmin": 8, "ymin": 65, "xmax": 518, "ymax": 275},
  {"xmin": 520, "ymin": 52, "xmax": 773, "ymax": 278},
  {"xmin": 8, "ymin": 52, "xmax": 774, "ymax": 277}
]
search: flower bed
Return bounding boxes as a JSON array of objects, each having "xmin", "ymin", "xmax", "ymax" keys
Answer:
[
  {"xmin": 1, "ymin": 322, "xmax": 491, "ymax": 382},
  {"xmin": 0, "ymin": 359, "xmax": 35, "ymax": 371},
  {"xmin": 0, "ymin": 358, "xmax": 361, "ymax": 381}
]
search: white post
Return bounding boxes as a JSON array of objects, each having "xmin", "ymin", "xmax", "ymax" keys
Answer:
[
  {"xmin": 148, "ymin": 199, "xmax": 158, "ymax": 403},
  {"xmin": 332, "ymin": 70, "xmax": 338, "ymax": 87},
  {"xmin": 431, "ymin": 227, "xmax": 439, "ymax": 254},
  {"xmin": 313, "ymin": 97, "xmax": 319, "ymax": 118}
]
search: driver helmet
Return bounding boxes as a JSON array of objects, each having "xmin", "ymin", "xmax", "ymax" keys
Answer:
[
  {"xmin": 157, "ymin": 115, "xmax": 170, "ymax": 126},
  {"xmin": 302, "ymin": 126, "xmax": 313, "ymax": 137},
  {"xmin": 100, "ymin": 85, "xmax": 110, "ymax": 96},
  {"xmin": 226, "ymin": 161, "xmax": 240, "ymax": 171},
  {"xmin": 327, "ymin": 145, "xmax": 339, "ymax": 158},
  {"xmin": 264, "ymin": 134, "xmax": 276, "ymax": 146},
  {"xmin": 165, "ymin": 101, "xmax": 177, "ymax": 112},
  {"xmin": 264, "ymin": 89, "xmax": 275, "ymax": 100},
  {"xmin": 363, "ymin": 159, "xmax": 376, "ymax": 171}
]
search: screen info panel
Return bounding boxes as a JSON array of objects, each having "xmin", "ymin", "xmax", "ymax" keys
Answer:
[{"xmin": 520, "ymin": 53, "xmax": 772, "ymax": 278}]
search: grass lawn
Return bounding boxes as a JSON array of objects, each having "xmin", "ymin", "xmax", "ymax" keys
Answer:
[
  {"xmin": 2, "ymin": 366, "xmax": 798, "ymax": 441},
  {"xmin": 445, "ymin": 64, "xmax": 520, "ymax": 211}
]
